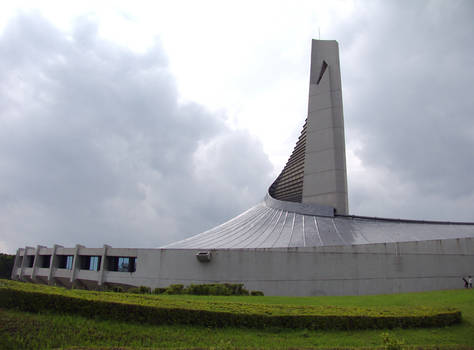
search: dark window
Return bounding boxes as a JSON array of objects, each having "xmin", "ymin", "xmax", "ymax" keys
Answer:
[
  {"xmin": 107, "ymin": 256, "xmax": 136, "ymax": 272},
  {"xmin": 40, "ymin": 255, "xmax": 51, "ymax": 268},
  {"xmin": 58, "ymin": 255, "xmax": 74, "ymax": 270},
  {"xmin": 58, "ymin": 256, "xmax": 66, "ymax": 269},
  {"xmin": 79, "ymin": 256, "xmax": 101, "ymax": 271},
  {"xmin": 26, "ymin": 255, "xmax": 34, "ymax": 268},
  {"xmin": 80, "ymin": 256, "xmax": 90, "ymax": 270}
]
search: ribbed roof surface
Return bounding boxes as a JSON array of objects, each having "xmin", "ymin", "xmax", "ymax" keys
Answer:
[
  {"xmin": 268, "ymin": 120, "xmax": 306, "ymax": 202},
  {"xmin": 163, "ymin": 196, "xmax": 474, "ymax": 249}
]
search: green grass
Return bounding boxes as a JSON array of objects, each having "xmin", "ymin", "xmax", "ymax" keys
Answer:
[{"xmin": 1, "ymin": 279, "xmax": 473, "ymax": 349}]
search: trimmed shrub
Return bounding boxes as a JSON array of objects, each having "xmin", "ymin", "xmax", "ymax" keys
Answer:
[
  {"xmin": 0, "ymin": 280, "xmax": 462, "ymax": 331},
  {"xmin": 128, "ymin": 286, "xmax": 151, "ymax": 294},
  {"xmin": 165, "ymin": 284, "xmax": 184, "ymax": 295},
  {"xmin": 127, "ymin": 287, "xmax": 141, "ymax": 294},
  {"xmin": 184, "ymin": 283, "xmax": 250, "ymax": 296},
  {"xmin": 153, "ymin": 287, "xmax": 167, "ymax": 294},
  {"xmin": 250, "ymin": 290, "xmax": 264, "ymax": 296},
  {"xmin": 139, "ymin": 286, "xmax": 151, "ymax": 294}
]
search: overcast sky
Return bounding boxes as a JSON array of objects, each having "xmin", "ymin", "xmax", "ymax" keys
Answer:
[{"xmin": 1, "ymin": 1, "xmax": 473, "ymax": 253}]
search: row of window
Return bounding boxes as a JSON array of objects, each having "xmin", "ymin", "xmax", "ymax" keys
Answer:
[{"xmin": 17, "ymin": 255, "xmax": 136, "ymax": 272}]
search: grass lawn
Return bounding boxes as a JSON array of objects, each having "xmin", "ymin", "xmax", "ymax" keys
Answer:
[{"xmin": 1, "ymin": 284, "xmax": 473, "ymax": 349}]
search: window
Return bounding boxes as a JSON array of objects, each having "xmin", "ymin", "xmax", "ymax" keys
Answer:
[
  {"xmin": 107, "ymin": 256, "xmax": 136, "ymax": 272},
  {"xmin": 58, "ymin": 255, "xmax": 74, "ymax": 270},
  {"xmin": 79, "ymin": 256, "xmax": 101, "ymax": 271},
  {"xmin": 118, "ymin": 257, "xmax": 130, "ymax": 272},
  {"xmin": 40, "ymin": 255, "xmax": 51, "ymax": 268},
  {"xmin": 90, "ymin": 256, "xmax": 100, "ymax": 271},
  {"xmin": 66, "ymin": 256, "xmax": 73, "ymax": 270},
  {"xmin": 26, "ymin": 255, "xmax": 34, "ymax": 268}
]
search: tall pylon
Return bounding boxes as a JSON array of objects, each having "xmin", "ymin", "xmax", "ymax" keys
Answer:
[{"xmin": 269, "ymin": 40, "xmax": 348, "ymax": 215}]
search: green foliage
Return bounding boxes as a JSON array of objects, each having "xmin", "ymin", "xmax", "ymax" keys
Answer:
[
  {"xmin": 127, "ymin": 286, "xmax": 152, "ymax": 294},
  {"xmin": 126, "ymin": 287, "xmax": 139, "ymax": 294},
  {"xmin": 153, "ymin": 287, "xmax": 167, "ymax": 294},
  {"xmin": 0, "ymin": 253, "xmax": 14, "ymax": 279},
  {"xmin": 131, "ymin": 283, "xmax": 257, "ymax": 296},
  {"xmin": 0, "ymin": 279, "xmax": 462, "ymax": 331},
  {"xmin": 153, "ymin": 283, "xmax": 253, "ymax": 296},
  {"xmin": 184, "ymin": 283, "xmax": 250, "ymax": 296},
  {"xmin": 139, "ymin": 285, "xmax": 151, "ymax": 294},
  {"xmin": 381, "ymin": 332, "xmax": 405, "ymax": 350},
  {"xmin": 250, "ymin": 290, "xmax": 264, "ymax": 296},
  {"xmin": 164, "ymin": 283, "xmax": 184, "ymax": 294},
  {"xmin": 110, "ymin": 286, "xmax": 123, "ymax": 293}
]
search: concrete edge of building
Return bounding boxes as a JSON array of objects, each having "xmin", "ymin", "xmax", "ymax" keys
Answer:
[{"xmin": 11, "ymin": 237, "xmax": 474, "ymax": 296}]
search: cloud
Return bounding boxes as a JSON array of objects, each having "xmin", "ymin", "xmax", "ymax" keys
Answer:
[
  {"xmin": 340, "ymin": 0, "xmax": 474, "ymax": 221},
  {"xmin": 0, "ymin": 13, "xmax": 273, "ymax": 253}
]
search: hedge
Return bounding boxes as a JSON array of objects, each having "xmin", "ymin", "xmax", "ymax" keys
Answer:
[
  {"xmin": 119, "ymin": 283, "xmax": 257, "ymax": 296},
  {"xmin": 0, "ymin": 280, "xmax": 461, "ymax": 330},
  {"xmin": 178, "ymin": 283, "xmax": 250, "ymax": 296}
]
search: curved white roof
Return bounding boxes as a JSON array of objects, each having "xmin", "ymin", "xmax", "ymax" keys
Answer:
[{"xmin": 163, "ymin": 195, "xmax": 474, "ymax": 249}]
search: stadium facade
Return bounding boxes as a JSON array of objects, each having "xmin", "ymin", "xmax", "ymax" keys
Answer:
[{"xmin": 11, "ymin": 40, "xmax": 474, "ymax": 296}]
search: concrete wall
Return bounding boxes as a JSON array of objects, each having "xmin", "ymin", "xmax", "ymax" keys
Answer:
[{"xmin": 13, "ymin": 237, "xmax": 473, "ymax": 296}]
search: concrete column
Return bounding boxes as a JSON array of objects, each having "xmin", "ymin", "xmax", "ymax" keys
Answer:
[
  {"xmin": 19, "ymin": 246, "xmax": 32, "ymax": 281},
  {"xmin": 98, "ymin": 244, "xmax": 110, "ymax": 286},
  {"xmin": 70, "ymin": 244, "xmax": 84, "ymax": 283},
  {"xmin": 31, "ymin": 245, "xmax": 45, "ymax": 281},
  {"xmin": 11, "ymin": 248, "xmax": 21, "ymax": 280},
  {"xmin": 48, "ymin": 244, "xmax": 62, "ymax": 285}
]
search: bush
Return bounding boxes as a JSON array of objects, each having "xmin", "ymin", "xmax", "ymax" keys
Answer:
[
  {"xmin": 128, "ymin": 286, "xmax": 151, "ymax": 294},
  {"xmin": 165, "ymin": 284, "xmax": 184, "ymax": 295},
  {"xmin": 184, "ymin": 283, "xmax": 250, "ymax": 296},
  {"xmin": 250, "ymin": 291, "xmax": 264, "ymax": 296},
  {"xmin": 99, "ymin": 283, "xmax": 253, "ymax": 296},
  {"xmin": 153, "ymin": 287, "xmax": 167, "ymax": 294},
  {"xmin": 227, "ymin": 283, "xmax": 250, "ymax": 296},
  {"xmin": 139, "ymin": 286, "xmax": 151, "ymax": 294},
  {"xmin": 127, "ymin": 287, "xmax": 141, "ymax": 294}
]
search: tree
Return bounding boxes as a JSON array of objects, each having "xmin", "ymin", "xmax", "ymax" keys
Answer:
[{"xmin": 0, "ymin": 253, "xmax": 15, "ymax": 279}]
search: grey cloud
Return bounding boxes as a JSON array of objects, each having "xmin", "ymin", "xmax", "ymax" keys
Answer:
[
  {"xmin": 339, "ymin": 0, "xmax": 474, "ymax": 220},
  {"xmin": 0, "ymin": 13, "xmax": 273, "ymax": 253}
]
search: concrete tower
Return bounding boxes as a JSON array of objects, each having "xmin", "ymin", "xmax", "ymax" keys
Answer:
[{"xmin": 269, "ymin": 40, "xmax": 348, "ymax": 214}]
